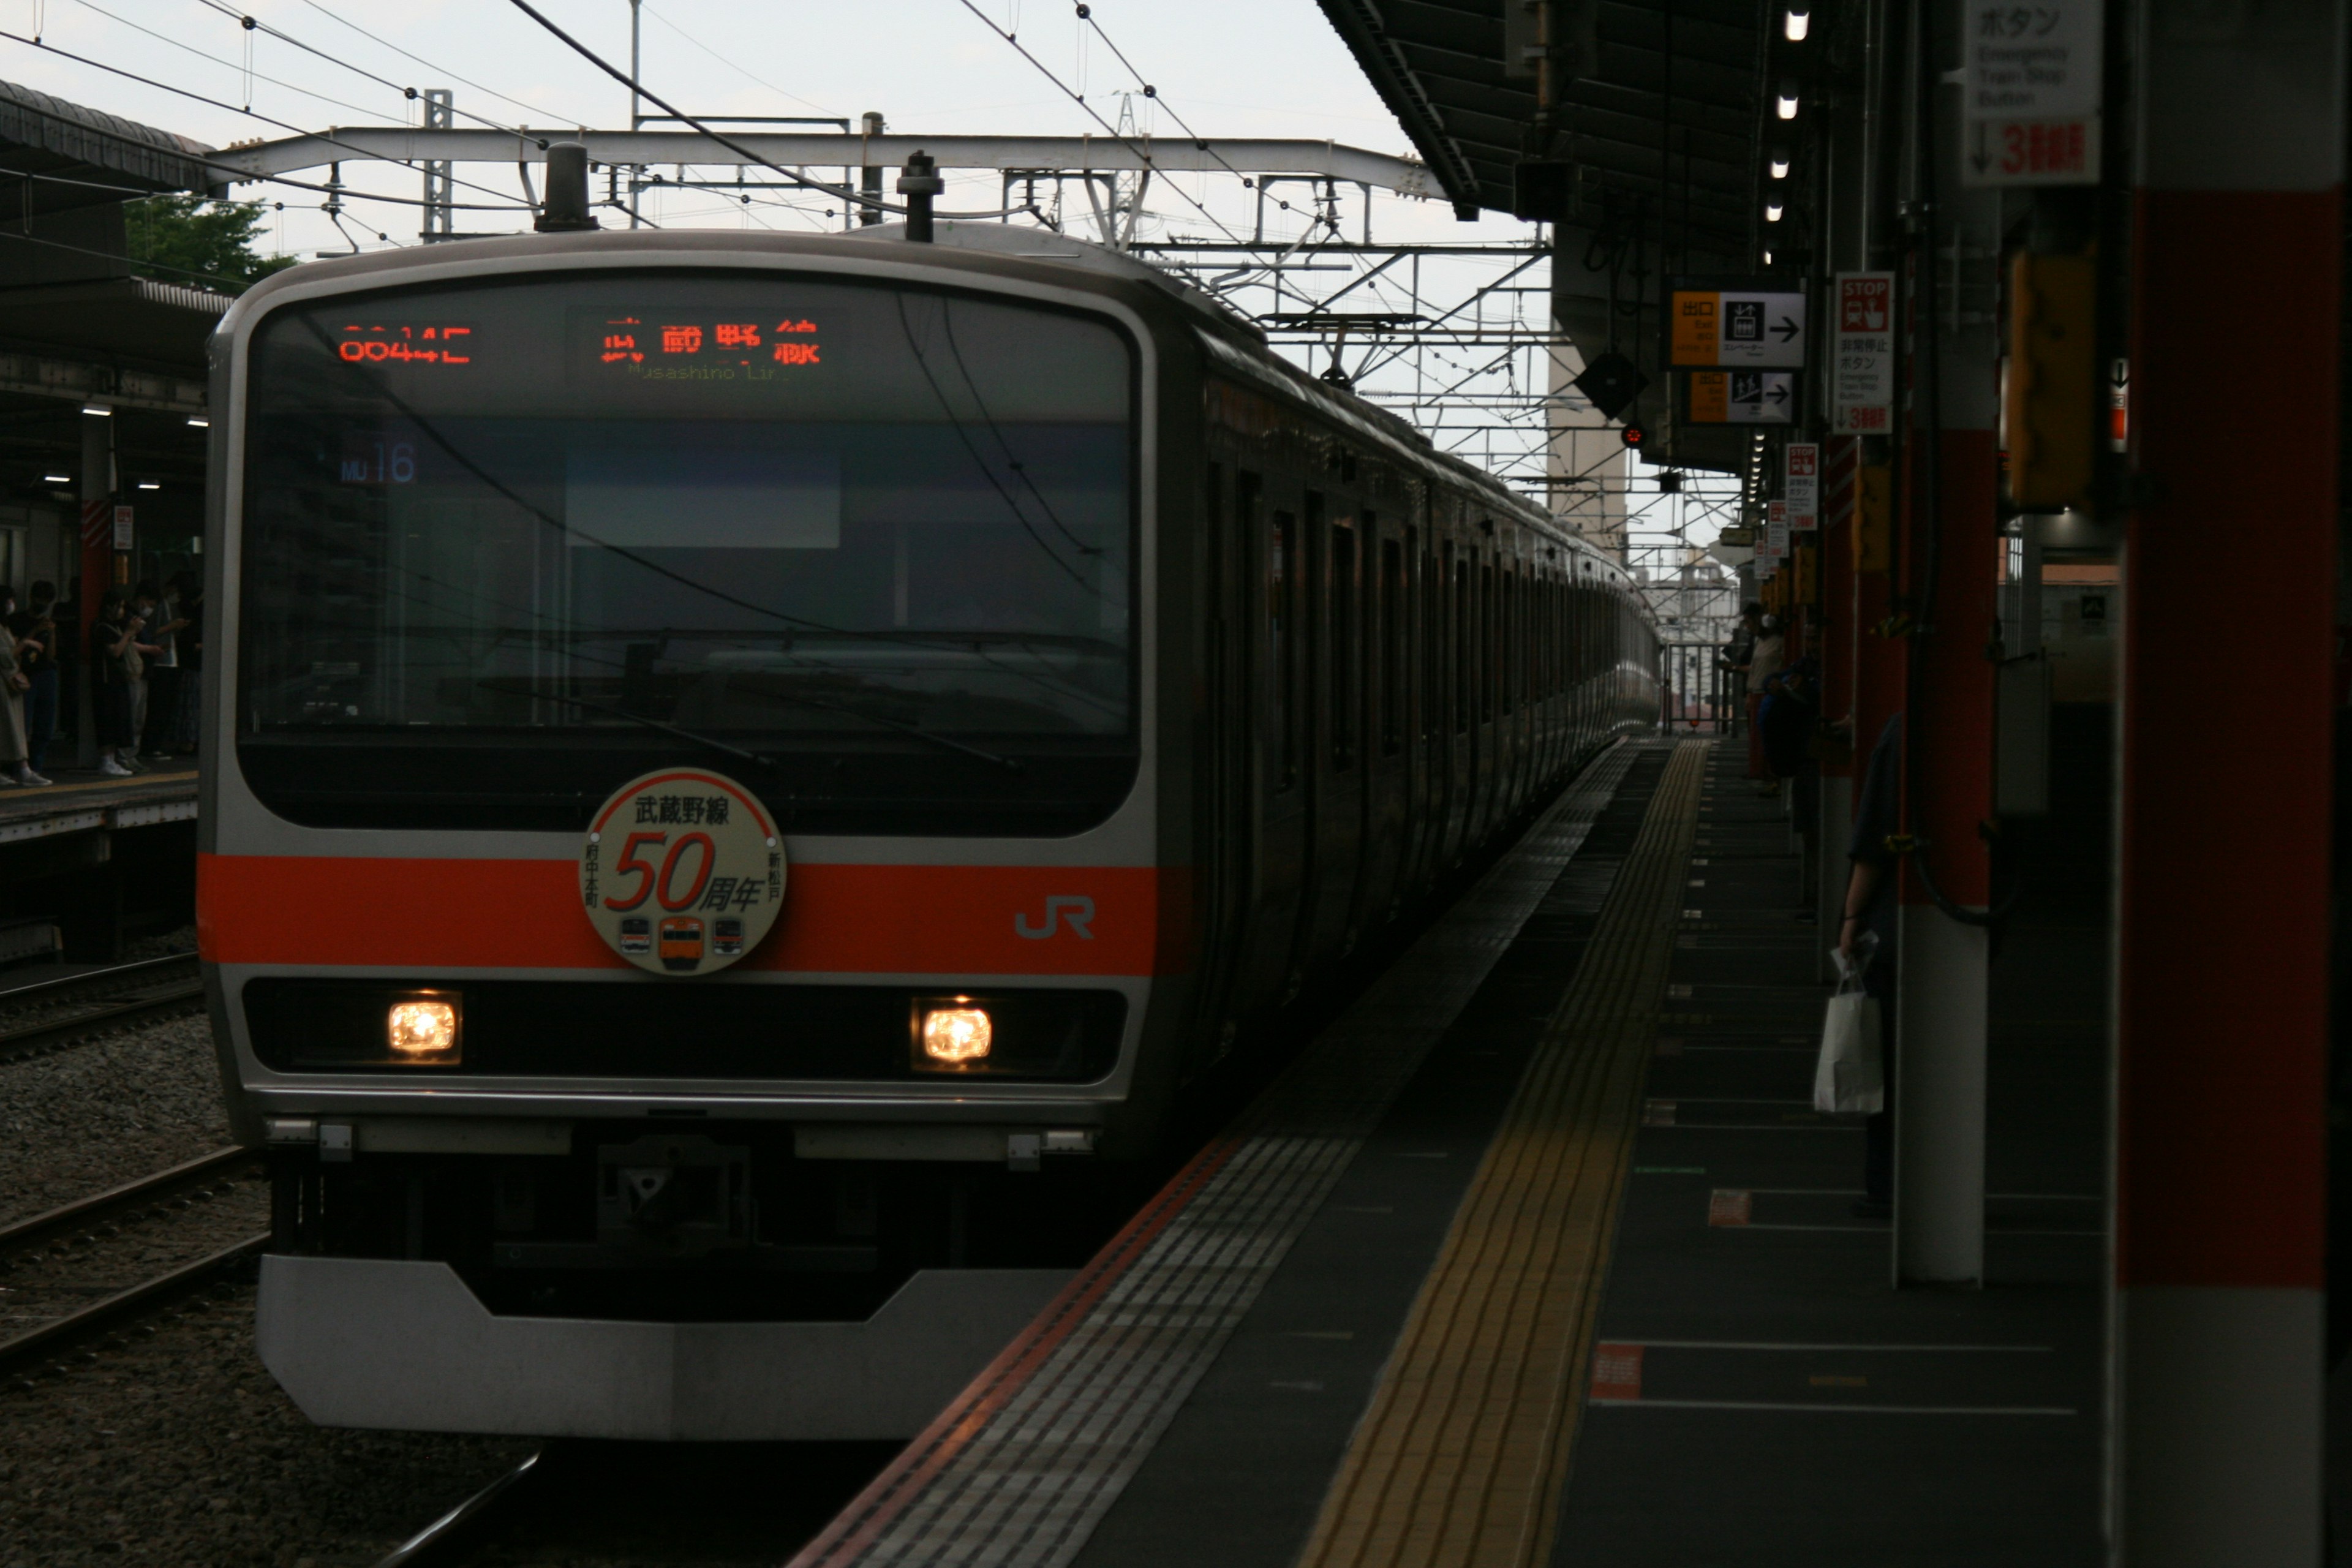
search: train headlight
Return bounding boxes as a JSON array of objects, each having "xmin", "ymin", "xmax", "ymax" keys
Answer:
[
  {"xmin": 386, "ymin": 997, "xmax": 461, "ymax": 1061},
  {"xmin": 919, "ymin": 1003, "xmax": 992, "ymax": 1066}
]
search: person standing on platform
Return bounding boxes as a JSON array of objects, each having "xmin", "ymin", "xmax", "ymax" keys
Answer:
[
  {"xmin": 1720, "ymin": 603, "xmax": 1760, "ymax": 736},
  {"xmin": 1743, "ymin": 614, "xmax": 1786, "ymax": 794},
  {"xmin": 92, "ymin": 589, "xmax": 142, "ymax": 778},
  {"xmin": 11, "ymin": 581, "xmax": 58, "ymax": 778},
  {"xmin": 1838, "ymin": 710, "xmax": 1904, "ymax": 1218},
  {"xmin": 0, "ymin": 586, "xmax": 37, "ymax": 786},
  {"xmin": 167, "ymin": 571, "xmax": 202, "ymax": 755},
  {"xmin": 132, "ymin": 580, "xmax": 180, "ymax": 763}
]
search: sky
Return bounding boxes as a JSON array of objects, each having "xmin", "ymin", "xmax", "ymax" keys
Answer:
[
  {"xmin": 1, "ymin": 0, "xmax": 1719, "ymax": 561},
  {"xmin": 6, "ymin": 0, "xmax": 1516, "ymax": 252}
]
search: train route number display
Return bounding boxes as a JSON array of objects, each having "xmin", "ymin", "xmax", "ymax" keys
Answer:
[{"xmin": 579, "ymin": 769, "xmax": 785, "ymax": 976}]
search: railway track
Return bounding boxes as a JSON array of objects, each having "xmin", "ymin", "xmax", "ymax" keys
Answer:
[
  {"xmin": 0, "ymin": 1144, "xmax": 268, "ymax": 1376},
  {"xmin": 0, "ymin": 952, "xmax": 205, "ymax": 1064}
]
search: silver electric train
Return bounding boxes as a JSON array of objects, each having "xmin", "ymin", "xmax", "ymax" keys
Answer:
[{"xmin": 199, "ymin": 217, "xmax": 1659, "ymax": 1439}]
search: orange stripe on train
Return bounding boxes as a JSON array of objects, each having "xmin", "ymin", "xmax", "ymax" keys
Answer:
[{"xmin": 198, "ymin": 855, "xmax": 1176, "ymax": 976}]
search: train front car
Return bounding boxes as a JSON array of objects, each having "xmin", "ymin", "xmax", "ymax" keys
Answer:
[{"xmin": 200, "ymin": 232, "xmax": 1167, "ymax": 1441}]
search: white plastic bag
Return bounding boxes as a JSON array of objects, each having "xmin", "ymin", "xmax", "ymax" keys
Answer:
[{"xmin": 1812, "ymin": 968, "xmax": 1883, "ymax": 1115}]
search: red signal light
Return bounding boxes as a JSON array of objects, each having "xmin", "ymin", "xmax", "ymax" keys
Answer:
[{"xmin": 1620, "ymin": 424, "xmax": 1646, "ymax": 449}]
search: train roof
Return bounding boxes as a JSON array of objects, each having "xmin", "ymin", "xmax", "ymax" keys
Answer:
[{"xmin": 221, "ymin": 225, "xmax": 1642, "ymax": 594}]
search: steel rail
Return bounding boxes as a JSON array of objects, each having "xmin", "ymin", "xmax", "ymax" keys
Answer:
[
  {"xmin": 0, "ymin": 1145, "xmax": 258, "ymax": 1253},
  {"xmin": 371, "ymin": 1451, "xmax": 545, "ymax": 1568},
  {"xmin": 0, "ymin": 952, "xmax": 195, "ymax": 1009},
  {"xmin": 0, "ymin": 958, "xmax": 205, "ymax": 1064},
  {"xmin": 0, "ymin": 1234, "xmax": 268, "ymax": 1372}
]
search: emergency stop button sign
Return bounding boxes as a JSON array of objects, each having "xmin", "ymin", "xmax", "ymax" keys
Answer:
[{"xmin": 580, "ymin": 768, "xmax": 785, "ymax": 976}]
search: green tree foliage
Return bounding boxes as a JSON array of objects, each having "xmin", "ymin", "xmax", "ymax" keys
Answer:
[{"xmin": 124, "ymin": 194, "xmax": 298, "ymax": 291}]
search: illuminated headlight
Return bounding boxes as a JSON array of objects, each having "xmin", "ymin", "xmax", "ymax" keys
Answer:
[
  {"xmin": 920, "ymin": 1003, "xmax": 993, "ymax": 1066},
  {"xmin": 386, "ymin": 997, "xmax": 460, "ymax": 1061}
]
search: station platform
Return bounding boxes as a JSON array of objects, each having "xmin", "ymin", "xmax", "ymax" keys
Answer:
[
  {"xmin": 0, "ymin": 764, "xmax": 198, "ymax": 964},
  {"xmin": 787, "ymin": 737, "xmax": 2108, "ymax": 1567}
]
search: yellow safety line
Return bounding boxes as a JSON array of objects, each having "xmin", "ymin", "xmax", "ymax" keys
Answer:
[{"xmin": 1297, "ymin": 739, "xmax": 1708, "ymax": 1568}]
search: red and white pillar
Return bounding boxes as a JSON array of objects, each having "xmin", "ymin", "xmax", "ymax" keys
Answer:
[
  {"xmin": 2112, "ymin": 0, "xmax": 2342, "ymax": 1558},
  {"xmin": 1893, "ymin": 175, "xmax": 2001, "ymax": 1287}
]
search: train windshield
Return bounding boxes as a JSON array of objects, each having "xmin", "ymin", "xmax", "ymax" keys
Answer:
[{"xmin": 236, "ymin": 270, "xmax": 1137, "ymax": 834}]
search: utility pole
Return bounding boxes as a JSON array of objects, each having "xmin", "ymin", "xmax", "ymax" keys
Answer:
[
  {"xmin": 859, "ymin": 111, "xmax": 885, "ymax": 226},
  {"xmin": 420, "ymin": 89, "xmax": 453, "ymax": 243},
  {"xmin": 628, "ymin": 0, "xmax": 643, "ymax": 228}
]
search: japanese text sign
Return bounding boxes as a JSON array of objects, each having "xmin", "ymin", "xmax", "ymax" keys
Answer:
[
  {"xmin": 1962, "ymin": 0, "xmax": 2101, "ymax": 186},
  {"xmin": 1784, "ymin": 443, "xmax": 1820, "ymax": 530},
  {"xmin": 1668, "ymin": 286, "xmax": 1808, "ymax": 369},
  {"xmin": 1833, "ymin": 273, "xmax": 1896, "ymax": 434}
]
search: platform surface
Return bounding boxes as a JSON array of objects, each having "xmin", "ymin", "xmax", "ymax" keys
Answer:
[
  {"xmin": 0, "ymin": 765, "xmax": 197, "ymax": 835},
  {"xmin": 783, "ymin": 736, "xmax": 2108, "ymax": 1567}
]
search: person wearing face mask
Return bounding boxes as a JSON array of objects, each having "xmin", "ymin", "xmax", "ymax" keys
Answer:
[
  {"xmin": 9, "ymin": 581, "xmax": 58, "ymax": 777},
  {"xmin": 0, "ymin": 585, "xmax": 40, "ymax": 786},
  {"xmin": 92, "ymin": 589, "xmax": 141, "ymax": 777}
]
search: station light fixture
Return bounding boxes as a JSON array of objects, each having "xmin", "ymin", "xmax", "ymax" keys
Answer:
[
  {"xmin": 920, "ymin": 1000, "xmax": 993, "ymax": 1065},
  {"xmin": 138, "ymin": 481, "xmax": 160, "ymax": 491},
  {"xmin": 1762, "ymin": 250, "xmax": 1774, "ymax": 265},
  {"xmin": 386, "ymin": 996, "xmax": 461, "ymax": 1061},
  {"xmin": 1770, "ymin": 150, "xmax": 1791, "ymax": 179},
  {"xmin": 1784, "ymin": 6, "xmax": 1810, "ymax": 39},
  {"xmin": 1765, "ymin": 201, "xmax": 1784, "ymax": 222},
  {"xmin": 81, "ymin": 403, "xmax": 112, "ymax": 417},
  {"xmin": 42, "ymin": 472, "xmax": 68, "ymax": 484},
  {"xmin": 186, "ymin": 417, "xmax": 209, "ymax": 429},
  {"xmin": 1776, "ymin": 81, "xmax": 1801, "ymax": 118}
]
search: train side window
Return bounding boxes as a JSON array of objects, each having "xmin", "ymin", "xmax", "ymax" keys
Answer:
[
  {"xmin": 1268, "ymin": 497, "xmax": 1294, "ymax": 791},
  {"xmin": 1453, "ymin": 552, "xmax": 1471, "ymax": 735},
  {"xmin": 1330, "ymin": 515, "xmax": 1357, "ymax": 769},
  {"xmin": 1502, "ymin": 569, "xmax": 1518, "ymax": 715},
  {"xmin": 1480, "ymin": 563, "xmax": 1496, "ymax": 723},
  {"xmin": 1380, "ymin": 533, "xmax": 1404, "ymax": 755},
  {"xmin": 1430, "ymin": 537, "xmax": 1449, "ymax": 744}
]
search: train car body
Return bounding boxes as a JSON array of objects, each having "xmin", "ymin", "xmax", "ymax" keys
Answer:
[{"xmin": 198, "ymin": 223, "xmax": 1658, "ymax": 1440}]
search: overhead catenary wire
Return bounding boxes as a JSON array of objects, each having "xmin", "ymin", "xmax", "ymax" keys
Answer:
[
  {"xmin": 500, "ymin": 0, "xmax": 908, "ymax": 216},
  {"xmin": 949, "ymin": 0, "xmax": 1253, "ymax": 249},
  {"xmin": 296, "ymin": 0, "xmax": 589, "ymax": 126},
  {"xmin": 0, "ymin": 29, "xmax": 547, "ymax": 217},
  {"xmin": 187, "ymin": 0, "xmax": 583, "ymax": 145}
]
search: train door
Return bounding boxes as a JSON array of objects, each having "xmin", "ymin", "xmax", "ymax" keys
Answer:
[
  {"xmin": 1466, "ymin": 555, "xmax": 1498, "ymax": 843},
  {"xmin": 1351, "ymin": 518, "xmax": 1410, "ymax": 936},
  {"xmin": 1229, "ymin": 475, "xmax": 1306, "ymax": 1013},
  {"xmin": 1295, "ymin": 491, "xmax": 1363, "ymax": 971},
  {"xmin": 1402, "ymin": 515, "xmax": 1438, "ymax": 897},
  {"xmin": 1188, "ymin": 460, "xmax": 1253, "ymax": 1063},
  {"xmin": 1441, "ymin": 541, "xmax": 1472, "ymax": 868}
]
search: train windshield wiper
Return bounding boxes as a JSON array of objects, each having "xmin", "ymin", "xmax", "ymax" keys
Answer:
[{"xmin": 472, "ymin": 681, "xmax": 786, "ymax": 775}]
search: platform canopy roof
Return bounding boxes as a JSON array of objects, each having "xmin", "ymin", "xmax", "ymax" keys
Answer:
[
  {"xmin": 1317, "ymin": 0, "xmax": 1767, "ymax": 262},
  {"xmin": 0, "ymin": 78, "xmax": 215, "ymax": 216}
]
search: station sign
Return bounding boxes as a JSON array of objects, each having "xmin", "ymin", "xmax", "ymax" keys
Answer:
[
  {"xmin": 111, "ymin": 505, "xmax": 134, "ymax": 549},
  {"xmin": 1669, "ymin": 283, "xmax": 1807, "ymax": 369},
  {"xmin": 1688, "ymin": 370, "xmax": 1796, "ymax": 424},
  {"xmin": 1832, "ymin": 273, "xmax": 1896, "ymax": 434},
  {"xmin": 1717, "ymin": 525, "xmax": 1756, "ymax": 548},
  {"xmin": 1784, "ymin": 443, "xmax": 1819, "ymax": 530},
  {"xmin": 1962, "ymin": 0, "xmax": 2101, "ymax": 186},
  {"xmin": 1763, "ymin": 503, "xmax": 1789, "ymax": 562}
]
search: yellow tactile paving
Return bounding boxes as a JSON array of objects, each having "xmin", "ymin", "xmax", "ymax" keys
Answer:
[{"xmin": 1297, "ymin": 739, "xmax": 1708, "ymax": 1568}]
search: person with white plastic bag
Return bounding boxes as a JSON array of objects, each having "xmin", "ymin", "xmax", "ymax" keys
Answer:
[
  {"xmin": 1815, "ymin": 948, "xmax": 1883, "ymax": 1114},
  {"xmin": 1836, "ymin": 713, "xmax": 1903, "ymax": 1219}
]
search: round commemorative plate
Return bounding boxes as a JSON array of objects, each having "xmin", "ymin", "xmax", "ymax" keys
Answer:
[{"xmin": 579, "ymin": 768, "xmax": 785, "ymax": 976}]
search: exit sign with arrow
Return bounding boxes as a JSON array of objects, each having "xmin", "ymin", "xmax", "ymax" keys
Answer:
[{"xmin": 1667, "ymin": 282, "xmax": 1809, "ymax": 370}]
